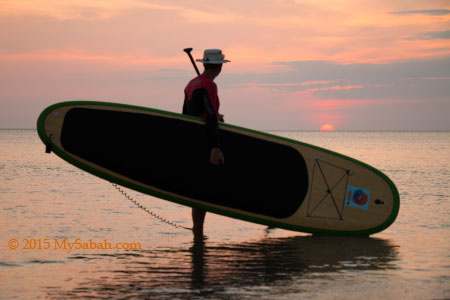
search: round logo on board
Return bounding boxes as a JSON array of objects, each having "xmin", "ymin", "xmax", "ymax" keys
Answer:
[{"xmin": 353, "ymin": 189, "xmax": 369, "ymax": 206}]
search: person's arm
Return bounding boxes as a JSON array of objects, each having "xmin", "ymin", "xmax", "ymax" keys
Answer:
[
  {"xmin": 184, "ymin": 89, "xmax": 224, "ymax": 165},
  {"xmin": 199, "ymin": 91, "xmax": 224, "ymax": 165}
]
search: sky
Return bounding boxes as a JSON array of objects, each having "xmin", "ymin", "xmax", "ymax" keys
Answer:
[{"xmin": 0, "ymin": 0, "xmax": 449, "ymax": 130}]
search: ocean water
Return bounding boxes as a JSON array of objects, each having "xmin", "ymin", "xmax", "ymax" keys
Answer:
[{"xmin": 0, "ymin": 129, "xmax": 449, "ymax": 299}]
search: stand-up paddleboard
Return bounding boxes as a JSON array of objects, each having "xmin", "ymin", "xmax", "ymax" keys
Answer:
[{"xmin": 37, "ymin": 101, "xmax": 399, "ymax": 235}]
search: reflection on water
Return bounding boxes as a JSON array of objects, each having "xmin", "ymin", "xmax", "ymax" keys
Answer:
[
  {"xmin": 47, "ymin": 235, "xmax": 398, "ymax": 299},
  {"xmin": 2, "ymin": 130, "xmax": 450, "ymax": 299}
]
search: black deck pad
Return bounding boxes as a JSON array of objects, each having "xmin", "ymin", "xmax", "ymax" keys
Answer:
[{"xmin": 61, "ymin": 108, "xmax": 309, "ymax": 218}]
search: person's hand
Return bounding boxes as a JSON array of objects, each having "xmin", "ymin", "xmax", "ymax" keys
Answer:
[
  {"xmin": 219, "ymin": 114, "xmax": 225, "ymax": 122},
  {"xmin": 209, "ymin": 147, "xmax": 224, "ymax": 165}
]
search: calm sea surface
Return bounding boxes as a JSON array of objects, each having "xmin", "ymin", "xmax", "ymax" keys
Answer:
[{"xmin": 0, "ymin": 130, "xmax": 449, "ymax": 299}]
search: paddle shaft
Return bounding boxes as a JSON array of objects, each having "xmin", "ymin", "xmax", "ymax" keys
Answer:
[{"xmin": 183, "ymin": 48, "xmax": 200, "ymax": 76}]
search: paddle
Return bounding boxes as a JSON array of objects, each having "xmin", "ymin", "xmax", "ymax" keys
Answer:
[{"xmin": 183, "ymin": 48, "xmax": 200, "ymax": 76}]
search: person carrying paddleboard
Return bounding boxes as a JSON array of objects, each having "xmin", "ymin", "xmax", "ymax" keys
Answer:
[{"xmin": 182, "ymin": 49, "xmax": 230, "ymax": 238}]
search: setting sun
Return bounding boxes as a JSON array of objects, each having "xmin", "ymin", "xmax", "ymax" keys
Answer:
[{"xmin": 320, "ymin": 124, "xmax": 335, "ymax": 131}]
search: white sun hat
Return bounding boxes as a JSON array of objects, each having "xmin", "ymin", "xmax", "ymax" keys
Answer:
[{"xmin": 196, "ymin": 49, "xmax": 230, "ymax": 64}]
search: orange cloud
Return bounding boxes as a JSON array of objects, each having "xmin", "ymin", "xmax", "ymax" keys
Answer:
[
  {"xmin": 0, "ymin": 0, "xmax": 236, "ymax": 23},
  {"xmin": 2, "ymin": 0, "xmax": 449, "ymax": 65},
  {"xmin": 0, "ymin": 51, "xmax": 185, "ymax": 67}
]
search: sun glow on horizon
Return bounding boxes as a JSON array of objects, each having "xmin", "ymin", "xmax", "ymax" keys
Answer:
[{"xmin": 320, "ymin": 124, "xmax": 335, "ymax": 131}]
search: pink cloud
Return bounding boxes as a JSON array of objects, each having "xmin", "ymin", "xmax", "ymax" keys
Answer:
[
  {"xmin": 300, "ymin": 80, "xmax": 333, "ymax": 86},
  {"xmin": 309, "ymin": 113, "xmax": 347, "ymax": 128},
  {"xmin": 254, "ymin": 80, "xmax": 334, "ymax": 88},
  {"xmin": 295, "ymin": 84, "xmax": 364, "ymax": 95},
  {"xmin": 308, "ymin": 99, "xmax": 371, "ymax": 110}
]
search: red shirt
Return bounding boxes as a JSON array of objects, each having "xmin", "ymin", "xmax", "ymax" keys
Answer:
[{"xmin": 184, "ymin": 75, "xmax": 220, "ymax": 120}]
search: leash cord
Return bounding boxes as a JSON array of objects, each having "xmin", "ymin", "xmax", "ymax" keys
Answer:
[{"xmin": 111, "ymin": 182, "xmax": 193, "ymax": 231}]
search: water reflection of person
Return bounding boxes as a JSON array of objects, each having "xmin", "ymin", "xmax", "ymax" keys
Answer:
[
  {"xmin": 190, "ymin": 237, "xmax": 207, "ymax": 289},
  {"xmin": 189, "ymin": 235, "xmax": 399, "ymax": 291},
  {"xmin": 182, "ymin": 49, "xmax": 230, "ymax": 239},
  {"xmin": 54, "ymin": 236, "xmax": 400, "ymax": 298}
]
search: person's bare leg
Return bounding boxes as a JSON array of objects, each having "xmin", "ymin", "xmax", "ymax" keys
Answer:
[{"xmin": 192, "ymin": 208, "xmax": 206, "ymax": 238}]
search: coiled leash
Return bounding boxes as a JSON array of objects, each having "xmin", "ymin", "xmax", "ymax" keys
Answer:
[{"xmin": 111, "ymin": 183, "xmax": 193, "ymax": 231}]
